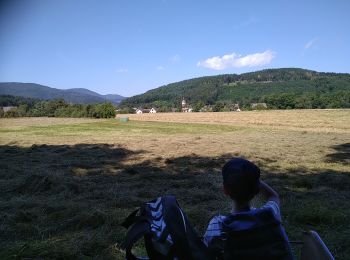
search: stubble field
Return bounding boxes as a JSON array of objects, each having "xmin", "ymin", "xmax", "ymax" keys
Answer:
[{"xmin": 0, "ymin": 110, "xmax": 349, "ymax": 259}]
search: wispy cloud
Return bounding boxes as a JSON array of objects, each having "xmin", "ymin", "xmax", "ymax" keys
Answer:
[
  {"xmin": 171, "ymin": 54, "xmax": 181, "ymax": 63},
  {"xmin": 116, "ymin": 68, "xmax": 128, "ymax": 73},
  {"xmin": 304, "ymin": 37, "xmax": 319, "ymax": 50},
  {"xmin": 197, "ymin": 50, "xmax": 275, "ymax": 70},
  {"xmin": 156, "ymin": 65, "xmax": 165, "ymax": 70}
]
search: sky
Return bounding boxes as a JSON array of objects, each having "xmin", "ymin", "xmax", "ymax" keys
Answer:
[{"xmin": 0, "ymin": 0, "xmax": 349, "ymax": 97}]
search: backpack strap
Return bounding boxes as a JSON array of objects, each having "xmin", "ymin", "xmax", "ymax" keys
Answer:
[
  {"xmin": 162, "ymin": 196, "xmax": 192, "ymax": 259},
  {"xmin": 162, "ymin": 195, "xmax": 214, "ymax": 260},
  {"xmin": 120, "ymin": 206, "xmax": 152, "ymax": 260},
  {"xmin": 122, "ymin": 208, "xmax": 141, "ymax": 228},
  {"xmin": 120, "ymin": 220, "xmax": 151, "ymax": 260}
]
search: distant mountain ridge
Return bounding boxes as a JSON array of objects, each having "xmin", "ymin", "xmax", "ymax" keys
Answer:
[
  {"xmin": 121, "ymin": 68, "xmax": 350, "ymax": 110},
  {"xmin": 0, "ymin": 82, "xmax": 126, "ymax": 104},
  {"xmin": 2, "ymin": 68, "xmax": 350, "ymax": 109}
]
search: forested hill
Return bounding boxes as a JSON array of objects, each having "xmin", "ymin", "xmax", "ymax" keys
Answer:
[
  {"xmin": 0, "ymin": 82, "xmax": 126, "ymax": 104},
  {"xmin": 121, "ymin": 68, "xmax": 350, "ymax": 110}
]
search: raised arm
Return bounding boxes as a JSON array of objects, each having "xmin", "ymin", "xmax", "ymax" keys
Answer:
[{"xmin": 259, "ymin": 180, "xmax": 280, "ymax": 206}]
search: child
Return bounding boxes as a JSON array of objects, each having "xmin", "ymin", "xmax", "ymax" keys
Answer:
[{"xmin": 204, "ymin": 158, "xmax": 294, "ymax": 259}]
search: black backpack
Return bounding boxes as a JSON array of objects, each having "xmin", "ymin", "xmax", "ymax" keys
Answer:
[
  {"xmin": 219, "ymin": 207, "xmax": 295, "ymax": 260},
  {"xmin": 120, "ymin": 195, "xmax": 214, "ymax": 260}
]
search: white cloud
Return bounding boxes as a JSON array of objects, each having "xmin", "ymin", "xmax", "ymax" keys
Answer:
[
  {"xmin": 116, "ymin": 68, "xmax": 128, "ymax": 73},
  {"xmin": 304, "ymin": 37, "xmax": 319, "ymax": 50},
  {"xmin": 156, "ymin": 65, "xmax": 165, "ymax": 70},
  {"xmin": 197, "ymin": 50, "xmax": 275, "ymax": 70},
  {"xmin": 171, "ymin": 54, "xmax": 181, "ymax": 63}
]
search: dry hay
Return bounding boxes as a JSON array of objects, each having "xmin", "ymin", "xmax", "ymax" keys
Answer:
[{"xmin": 124, "ymin": 110, "xmax": 350, "ymax": 133}]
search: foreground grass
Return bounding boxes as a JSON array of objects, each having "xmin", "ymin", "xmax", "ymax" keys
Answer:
[{"xmin": 0, "ymin": 112, "xmax": 349, "ymax": 259}]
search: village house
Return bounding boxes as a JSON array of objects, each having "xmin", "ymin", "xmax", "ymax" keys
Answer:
[
  {"xmin": 135, "ymin": 108, "xmax": 157, "ymax": 114},
  {"xmin": 2, "ymin": 106, "xmax": 17, "ymax": 112},
  {"xmin": 199, "ymin": 105, "xmax": 212, "ymax": 112},
  {"xmin": 251, "ymin": 103, "xmax": 267, "ymax": 109},
  {"xmin": 226, "ymin": 103, "xmax": 241, "ymax": 112}
]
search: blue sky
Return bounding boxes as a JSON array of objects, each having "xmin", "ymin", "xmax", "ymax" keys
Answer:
[{"xmin": 0, "ymin": 0, "xmax": 349, "ymax": 96}]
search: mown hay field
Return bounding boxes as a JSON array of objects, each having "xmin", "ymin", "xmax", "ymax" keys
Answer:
[
  {"xmin": 0, "ymin": 110, "xmax": 349, "ymax": 259},
  {"xmin": 127, "ymin": 109, "xmax": 350, "ymax": 133}
]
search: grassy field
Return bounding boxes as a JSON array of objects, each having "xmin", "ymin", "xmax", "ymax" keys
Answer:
[{"xmin": 0, "ymin": 110, "xmax": 349, "ymax": 259}]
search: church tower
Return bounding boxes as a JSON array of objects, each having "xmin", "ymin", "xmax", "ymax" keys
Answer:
[{"xmin": 182, "ymin": 97, "xmax": 186, "ymax": 108}]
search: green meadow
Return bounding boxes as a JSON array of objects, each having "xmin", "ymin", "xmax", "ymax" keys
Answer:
[{"xmin": 0, "ymin": 111, "xmax": 349, "ymax": 259}]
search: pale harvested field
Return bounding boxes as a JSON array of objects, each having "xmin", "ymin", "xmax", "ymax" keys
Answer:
[
  {"xmin": 1, "ymin": 111, "xmax": 349, "ymax": 172},
  {"xmin": 125, "ymin": 109, "xmax": 350, "ymax": 133}
]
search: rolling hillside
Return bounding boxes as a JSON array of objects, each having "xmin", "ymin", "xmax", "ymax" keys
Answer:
[
  {"xmin": 120, "ymin": 68, "xmax": 350, "ymax": 110},
  {"xmin": 0, "ymin": 83, "xmax": 126, "ymax": 104}
]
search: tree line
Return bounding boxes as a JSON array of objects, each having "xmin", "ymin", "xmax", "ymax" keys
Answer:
[
  {"xmin": 118, "ymin": 90, "xmax": 350, "ymax": 113},
  {"xmin": 120, "ymin": 68, "xmax": 350, "ymax": 111},
  {"xmin": 0, "ymin": 96, "xmax": 116, "ymax": 118}
]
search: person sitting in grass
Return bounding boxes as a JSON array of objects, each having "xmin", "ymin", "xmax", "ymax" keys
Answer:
[{"xmin": 204, "ymin": 158, "xmax": 294, "ymax": 259}]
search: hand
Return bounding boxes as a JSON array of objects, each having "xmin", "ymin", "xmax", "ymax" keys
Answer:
[{"xmin": 259, "ymin": 180, "xmax": 280, "ymax": 206}]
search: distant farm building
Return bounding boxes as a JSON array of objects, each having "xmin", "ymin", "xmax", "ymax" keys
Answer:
[
  {"xmin": 181, "ymin": 98, "xmax": 192, "ymax": 112},
  {"xmin": 2, "ymin": 106, "xmax": 17, "ymax": 112},
  {"xmin": 199, "ymin": 105, "xmax": 212, "ymax": 112},
  {"xmin": 135, "ymin": 108, "xmax": 157, "ymax": 114},
  {"xmin": 229, "ymin": 103, "xmax": 241, "ymax": 112},
  {"xmin": 251, "ymin": 103, "xmax": 267, "ymax": 109}
]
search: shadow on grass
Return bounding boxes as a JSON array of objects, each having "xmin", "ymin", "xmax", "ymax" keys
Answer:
[
  {"xmin": 325, "ymin": 142, "xmax": 350, "ymax": 164},
  {"xmin": 0, "ymin": 144, "xmax": 349, "ymax": 259}
]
